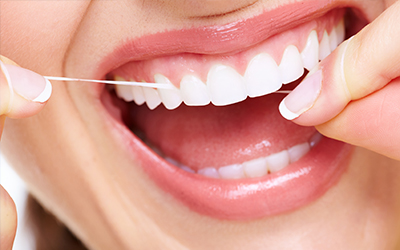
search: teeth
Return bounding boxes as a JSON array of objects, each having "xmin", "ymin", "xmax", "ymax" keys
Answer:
[
  {"xmin": 114, "ymin": 76, "xmax": 135, "ymax": 102},
  {"xmin": 266, "ymin": 150, "xmax": 290, "ymax": 173},
  {"xmin": 114, "ymin": 20, "xmax": 346, "ymax": 109},
  {"xmin": 198, "ymin": 167, "xmax": 220, "ymax": 178},
  {"xmin": 288, "ymin": 143, "xmax": 310, "ymax": 163},
  {"xmin": 335, "ymin": 19, "xmax": 345, "ymax": 46},
  {"xmin": 132, "ymin": 86, "xmax": 146, "ymax": 105},
  {"xmin": 180, "ymin": 75, "xmax": 211, "ymax": 106},
  {"xmin": 301, "ymin": 30, "xmax": 319, "ymax": 71},
  {"xmin": 319, "ymin": 30, "xmax": 331, "ymax": 60},
  {"xmin": 207, "ymin": 64, "xmax": 247, "ymax": 106},
  {"xmin": 154, "ymin": 137, "xmax": 321, "ymax": 179},
  {"xmin": 244, "ymin": 53, "xmax": 282, "ymax": 98},
  {"xmin": 218, "ymin": 164, "xmax": 245, "ymax": 179},
  {"xmin": 279, "ymin": 45, "xmax": 305, "ymax": 84},
  {"xmin": 309, "ymin": 132, "xmax": 323, "ymax": 147},
  {"xmin": 143, "ymin": 87, "xmax": 162, "ymax": 110},
  {"xmin": 329, "ymin": 28, "xmax": 338, "ymax": 52},
  {"xmin": 243, "ymin": 157, "xmax": 269, "ymax": 178},
  {"xmin": 155, "ymin": 74, "xmax": 183, "ymax": 110}
]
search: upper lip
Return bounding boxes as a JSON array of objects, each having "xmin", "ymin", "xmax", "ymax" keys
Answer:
[{"xmin": 93, "ymin": 0, "xmax": 376, "ymax": 81}]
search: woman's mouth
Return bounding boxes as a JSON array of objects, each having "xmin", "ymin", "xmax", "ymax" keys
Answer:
[{"xmin": 94, "ymin": 3, "xmax": 367, "ymax": 220}]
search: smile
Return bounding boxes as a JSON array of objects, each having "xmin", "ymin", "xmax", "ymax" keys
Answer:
[{"xmin": 92, "ymin": 0, "xmax": 368, "ymax": 220}]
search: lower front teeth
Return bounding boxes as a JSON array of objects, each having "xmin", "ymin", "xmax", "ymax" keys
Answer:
[{"xmin": 155, "ymin": 134, "xmax": 322, "ymax": 180}]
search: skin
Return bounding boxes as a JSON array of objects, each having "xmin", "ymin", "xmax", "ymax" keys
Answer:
[{"xmin": 1, "ymin": 0, "xmax": 400, "ymax": 249}]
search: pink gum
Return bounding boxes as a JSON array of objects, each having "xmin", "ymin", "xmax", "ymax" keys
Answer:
[{"xmin": 112, "ymin": 9, "xmax": 344, "ymax": 88}]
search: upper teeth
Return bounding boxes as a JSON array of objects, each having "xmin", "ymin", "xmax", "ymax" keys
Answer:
[{"xmin": 114, "ymin": 20, "xmax": 345, "ymax": 110}]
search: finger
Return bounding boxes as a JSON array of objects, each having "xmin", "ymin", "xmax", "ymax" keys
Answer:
[
  {"xmin": 0, "ymin": 56, "xmax": 52, "ymax": 135},
  {"xmin": 0, "ymin": 185, "xmax": 17, "ymax": 250},
  {"xmin": 318, "ymin": 78, "xmax": 400, "ymax": 160},
  {"xmin": 278, "ymin": 2, "xmax": 400, "ymax": 159}
]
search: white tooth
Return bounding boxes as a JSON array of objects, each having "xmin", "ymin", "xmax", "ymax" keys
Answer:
[
  {"xmin": 207, "ymin": 64, "xmax": 247, "ymax": 106},
  {"xmin": 309, "ymin": 132, "xmax": 323, "ymax": 148},
  {"xmin": 155, "ymin": 74, "xmax": 182, "ymax": 110},
  {"xmin": 244, "ymin": 53, "xmax": 282, "ymax": 98},
  {"xmin": 329, "ymin": 28, "xmax": 338, "ymax": 51},
  {"xmin": 143, "ymin": 87, "xmax": 162, "ymax": 110},
  {"xmin": 198, "ymin": 168, "xmax": 220, "ymax": 179},
  {"xmin": 218, "ymin": 164, "xmax": 245, "ymax": 179},
  {"xmin": 243, "ymin": 157, "xmax": 269, "ymax": 178},
  {"xmin": 288, "ymin": 143, "xmax": 310, "ymax": 163},
  {"xmin": 132, "ymin": 86, "xmax": 146, "ymax": 105},
  {"xmin": 319, "ymin": 31, "xmax": 331, "ymax": 60},
  {"xmin": 181, "ymin": 166, "xmax": 196, "ymax": 174},
  {"xmin": 266, "ymin": 150, "xmax": 290, "ymax": 173},
  {"xmin": 279, "ymin": 45, "xmax": 304, "ymax": 84},
  {"xmin": 115, "ymin": 84, "xmax": 135, "ymax": 102},
  {"xmin": 180, "ymin": 75, "xmax": 211, "ymax": 106},
  {"xmin": 301, "ymin": 30, "xmax": 320, "ymax": 71},
  {"xmin": 335, "ymin": 19, "xmax": 345, "ymax": 46}
]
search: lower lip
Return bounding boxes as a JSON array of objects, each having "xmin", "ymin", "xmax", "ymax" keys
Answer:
[{"xmin": 108, "ymin": 106, "xmax": 352, "ymax": 220}]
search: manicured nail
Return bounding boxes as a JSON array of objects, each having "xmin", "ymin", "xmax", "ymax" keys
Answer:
[
  {"xmin": 0, "ymin": 62, "xmax": 52, "ymax": 103},
  {"xmin": 279, "ymin": 69, "xmax": 322, "ymax": 120}
]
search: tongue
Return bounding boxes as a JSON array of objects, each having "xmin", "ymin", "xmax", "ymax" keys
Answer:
[{"xmin": 127, "ymin": 94, "xmax": 315, "ymax": 171}]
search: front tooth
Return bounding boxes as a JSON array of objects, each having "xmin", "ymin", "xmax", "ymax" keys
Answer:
[
  {"xmin": 132, "ymin": 86, "xmax": 146, "ymax": 105},
  {"xmin": 288, "ymin": 143, "xmax": 310, "ymax": 163},
  {"xmin": 329, "ymin": 28, "xmax": 338, "ymax": 51},
  {"xmin": 218, "ymin": 164, "xmax": 245, "ymax": 179},
  {"xmin": 155, "ymin": 74, "xmax": 183, "ymax": 110},
  {"xmin": 244, "ymin": 53, "xmax": 282, "ymax": 98},
  {"xmin": 301, "ymin": 30, "xmax": 320, "ymax": 71},
  {"xmin": 143, "ymin": 87, "xmax": 162, "ymax": 110},
  {"xmin": 335, "ymin": 19, "xmax": 345, "ymax": 46},
  {"xmin": 243, "ymin": 157, "xmax": 269, "ymax": 178},
  {"xmin": 279, "ymin": 45, "xmax": 304, "ymax": 84},
  {"xmin": 266, "ymin": 150, "xmax": 290, "ymax": 173},
  {"xmin": 198, "ymin": 167, "xmax": 220, "ymax": 179},
  {"xmin": 319, "ymin": 30, "xmax": 331, "ymax": 60},
  {"xmin": 207, "ymin": 64, "xmax": 247, "ymax": 106},
  {"xmin": 180, "ymin": 75, "xmax": 211, "ymax": 106},
  {"xmin": 115, "ymin": 84, "xmax": 135, "ymax": 102},
  {"xmin": 114, "ymin": 76, "xmax": 134, "ymax": 102}
]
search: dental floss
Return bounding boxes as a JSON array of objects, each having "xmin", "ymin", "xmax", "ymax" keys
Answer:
[
  {"xmin": 44, "ymin": 76, "xmax": 292, "ymax": 94},
  {"xmin": 44, "ymin": 76, "xmax": 174, "ymax": 89}
]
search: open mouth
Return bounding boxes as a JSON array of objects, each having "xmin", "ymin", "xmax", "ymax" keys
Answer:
[{"xmin": 94, "ymin": 3, "xmax": 367, "ymax": 220}]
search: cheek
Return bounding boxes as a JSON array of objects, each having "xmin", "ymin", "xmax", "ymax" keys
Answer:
[{"xmin": 0, "ymin": 1, "xmax": 90, "ymax": 75}]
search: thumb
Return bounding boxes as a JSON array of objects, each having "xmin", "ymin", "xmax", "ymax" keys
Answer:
[
  {"xmin": 278, "ymin": 2, "xmax": 400, "ymax": 160},
  {"xmin": 0, "ymin": 185, "xmax": 17, "ymax": 250},
  {"xmin": 0, "ymin": 56, "xmax": 52, "ymax": 135}
]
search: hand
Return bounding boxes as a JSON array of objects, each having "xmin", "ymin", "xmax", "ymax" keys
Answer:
[
  {"xmin": 0, "ymin": 55, "xmax": 52, "ymax": 250},
  {"xmin": 279, "ymin": 1, "xmax": 400, "ymax": 160}
]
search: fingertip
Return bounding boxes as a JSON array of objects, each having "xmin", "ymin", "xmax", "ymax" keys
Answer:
[
  {"xmin": 32, "ymin": 78, "xmax": 52, "ymax": 103},
  {"xmin": 0, "ymin": 186, "xmax": 17, "ymax": 250}
]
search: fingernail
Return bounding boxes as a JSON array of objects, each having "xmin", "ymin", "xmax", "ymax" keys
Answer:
[
  {"xmin": 0, "ymin": 62, "xmax": 52, "ymax": 103},
  {"xmin": 279, "ymin": 69, "xmax": 322, "ymax": 120}
]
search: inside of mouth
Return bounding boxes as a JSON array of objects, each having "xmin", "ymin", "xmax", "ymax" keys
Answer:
[{"xmin": 101, "ymin": 8, "xmax": 367, "ymax": 180}]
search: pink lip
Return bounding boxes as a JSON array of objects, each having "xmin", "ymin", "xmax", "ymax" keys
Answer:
[
  {"xmin": 94, "ymin": 0, "xmax": 371, "ymax": 80},
  {"xmin": 93, "ymin": 0, "xmax": 367, "ymax": 220}
]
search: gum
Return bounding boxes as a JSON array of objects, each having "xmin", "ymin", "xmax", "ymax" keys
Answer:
[{"xmin": 111, "ymin": 9, "xmax": 344, "ymax": 87}]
